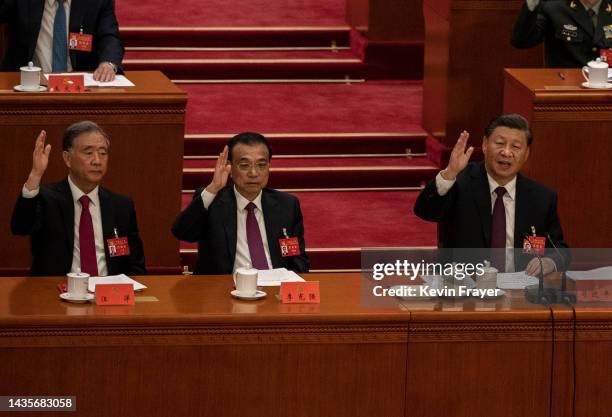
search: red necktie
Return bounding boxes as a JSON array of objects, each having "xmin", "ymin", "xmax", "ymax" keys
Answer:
[
  {"xmin": 490, "ymin": 187, "xmax": 507, "ymax": 271},
  {"xmin": 245, "ymin": 202, "xmax": 269, "ymax": 270},
  {"xmin": 79, "ymin": 195, "xmax": 99, "ymax": 276}
]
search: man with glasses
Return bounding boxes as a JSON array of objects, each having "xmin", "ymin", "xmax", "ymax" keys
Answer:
[{"xmin": 172, "ymin": 132, "xmax": 309, "ymax": 274}]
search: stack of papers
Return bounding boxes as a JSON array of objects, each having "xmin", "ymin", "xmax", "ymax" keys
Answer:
[
  {"xmin": 88, "ymin": 274, "xmax": 146, "ymax": 292},
  {"xmin": 256, "ymin": 268, "xmax": 305, "ymax": 286},
  {"xmin": 567, "ymin": 266, "xmax": 612, "ymax": 281},
  {"xmin": 497, "ymin": 272, "xmax": 539, "ymax": 289},
  {"xmin": 43, "ymin": 73, "xmax": 135, "ymax": 87}
]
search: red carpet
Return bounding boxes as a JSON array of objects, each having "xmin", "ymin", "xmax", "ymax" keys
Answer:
[
  {"xmin": 116, "ymin": 0, "xmax": 347, "ymax": 27},
  {"xmin": 182, "ymin": 81, "xmax": 423, "ymax": 134},
  {"xmin": 183, "ymin": 157, "xmax": 435, "ymax": 169},
  {"xmin": 185, "ymin": 133, "xmax": 428, "ymax": 156},
  {"xmin": 179, "ymin": 191, "xmax": 437, "ymax": 248}
]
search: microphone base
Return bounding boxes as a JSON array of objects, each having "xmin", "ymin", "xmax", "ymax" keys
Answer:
[{"xmin": 525, "ymin": 284, "xmax": 577, "ymax": 305}]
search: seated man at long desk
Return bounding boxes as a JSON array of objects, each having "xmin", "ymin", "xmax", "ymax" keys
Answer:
[
  {"xmin": 414, "ymin": 113, "xmax": 569, "ymax": 274},
  {"xmin": 11, "ymin": 121, "xmax": 146, "ymax": 276},
  {"xmin": 172, "ymin": 132, "xmax": 309, "ymax": 275}
]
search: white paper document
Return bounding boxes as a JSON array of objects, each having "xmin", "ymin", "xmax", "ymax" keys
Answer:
[
  {"xmin": 567, "ymin": 266, "xmax": 612, "ymax": 281},
  {"xmin": 497, "ymin": 271, "xmax": 539, "ymax": 289},
  {"xmin": 88, "ymin": 274, "xmax": 147, "ymax": 292},
  {"xmin": 256, "ymin": 268, "xmax": 305, "ymax": 286},
  {"xmin": 43, "ymin": 72, "xmax": 135, "ymax": 87}
]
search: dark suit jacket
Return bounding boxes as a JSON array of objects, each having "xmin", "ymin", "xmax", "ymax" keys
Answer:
[
  {"xmin": 512, "ymin": 0, "xmax": 612, "ymax": 67},
  {"xmin": 172, "ymin": 186, "xmax": 309, "ymax": 275},
  {"xmin": 414, "ymin": 162, "xmax": 569, "ymax": 270},
  {"xmin": 11, "ymin": 179, "xmax": 145, "ymax": 276},
  {"xmin": 0, "ymin": 0, "xmax": 124, "ymax": 71}
]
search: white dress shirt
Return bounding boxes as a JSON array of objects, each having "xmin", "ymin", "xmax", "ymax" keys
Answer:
[
  {"xmin": 34, "ymin": 0, "xmax": 73, "ymax": 74},
  {"xmin": 201, "ymin": 187, "xmax": 273, "ymax": 273},
  {"xmin": 21, "ymin": 175, "xmax": 108, "ymax": 276},
  {"xmin": 435, "ymin": 172, "xmax": 517, "ymax": 272}
]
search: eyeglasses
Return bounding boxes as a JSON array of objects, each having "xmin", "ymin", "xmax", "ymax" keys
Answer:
[{"xmin": 235, "ymin": 161, "xmax": 269, "ymax": 172}]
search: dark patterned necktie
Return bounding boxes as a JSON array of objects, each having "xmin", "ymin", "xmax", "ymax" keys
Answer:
[
  {"xmin": 79, "ymin": 196, "xmax": 98, "ymax": 276},
  {"xmin": 490, "ymin": 187, "xmax": 507, "ymax": 271},
  {"xmin": 245, "ymin": 202, "xmax": 269, "ymax": 270}
]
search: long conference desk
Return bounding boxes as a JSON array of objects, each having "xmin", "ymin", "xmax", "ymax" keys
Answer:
[{"xmin": 1, "ymin": 273, "xmax": 611, "ymax": 417}]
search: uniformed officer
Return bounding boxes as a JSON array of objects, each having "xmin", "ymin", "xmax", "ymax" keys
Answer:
[{"xmin": 512, "ymin": 0, "xmax": 612, "ymax": 67}]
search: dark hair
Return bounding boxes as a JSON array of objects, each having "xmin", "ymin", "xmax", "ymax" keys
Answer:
[
  {"xmin": 62, "ymin": 121, "xmax": 110, "ymax": 151},
  {"xmin": 484, "ymin": 113, "xmax": 533, "ymax": 146},
  {"xmin": 227, "ymin": 132, "xmax": 272, "ymax": 161}
]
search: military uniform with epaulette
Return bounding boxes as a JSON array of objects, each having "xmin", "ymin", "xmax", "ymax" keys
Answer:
[{"xmin": 512, "ymin": 0, "xmax": 612, "ymax": 67}]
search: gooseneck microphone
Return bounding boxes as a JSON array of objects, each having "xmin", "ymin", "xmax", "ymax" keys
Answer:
[
  {"xmin": 524, "ymin": 228, "xmax": 554, "ymax": 305},
  {"xmin": 545, "ymin": 233, "xmax": 576, "ymax": 305}
]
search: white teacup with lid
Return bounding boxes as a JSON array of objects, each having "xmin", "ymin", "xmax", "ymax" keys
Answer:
[
  {"xmin": 66, "ymin": 272, "xmax": 90, "ymax": 298},
  {"xmin": 477, "ymin": 260, "xmax": 498, "ymax": 290},
  {"xmin": 19, "ymin": 62, "xmax": 42, "ymax": 91},
  {"xmin": 233, "ymin": 267, "xmax": 258, "ymax": 296},
  {"xmin": 582, "ymin": 58, "xmax": 609, "ymax": 88}
]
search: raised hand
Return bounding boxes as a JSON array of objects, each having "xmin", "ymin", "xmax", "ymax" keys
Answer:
[
  {"xmin": 25, "ymin": 130, "xmax": 51, "ymax": 191},
  {"xmin": 441, "ymin": 131, "xmax": 474, "ymax": 180},
  {"xmin": 205, "ymin": 145, "xmax": 231, "ymax": 194}
]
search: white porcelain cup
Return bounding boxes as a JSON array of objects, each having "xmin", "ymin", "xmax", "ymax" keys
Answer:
[
  {"xmin": 477, "ymin": 265, "xmax": 498, "ymax": 290},
  {"xmin": 67, "ymin": 272, "xmax": 90, "ymax": 298},
  {"xmin": 19, "ymin": 62, "xmax": 42, "ymax": 91},
  {"xmin": 234, "ymin": 267, "xmax": 258, "ymax": 296},
  {"xmin": 582, "ymin": 58, "xmax": 609, "ymax": 88}
]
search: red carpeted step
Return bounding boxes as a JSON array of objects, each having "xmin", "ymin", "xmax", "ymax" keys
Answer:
[
  {"xmin": 178, "ymin": 190, "xmax": 437, "ymax": 270},
  {"xmin": 182, "ymin": 81, "xmax": 423, "ymax": 134},
  {"xmin": 123, "ymin": 49, "xmax": 364, "ymax": 80},
  {"xmin": 117, "ymin": 0, "xmax": 347, "ymax": 27},
  {"xmin": 182, "ymin": 157, "xmax": 438, "ymax": 189},
  {"xmin": 120, "ymin": 27, "xmax": 351, "ymax": 48},
  {"xmin": 184, "ymin": 133, "xmax": 427, "ymax": 156}
]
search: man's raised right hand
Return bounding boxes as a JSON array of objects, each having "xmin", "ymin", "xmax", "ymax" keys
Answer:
[
  {"xmin": 25, "ymin": 130, "xmax": 51, "ymax": 192},
  {"xmin": 440, "ymin": 130, "xmax": 474, "ymax": 181},
  {"xmin": 205, "ymin": 145, "xmax": 231, "ymax": 194}
]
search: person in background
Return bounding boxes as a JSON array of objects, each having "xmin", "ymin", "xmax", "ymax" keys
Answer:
[
  {"xmin": 512, "ymin": 0, "xmax": 612, "ymax": 67},
  {"xmin": 0, "ymin": 0, "xmax": 124, "ymax": 81}
]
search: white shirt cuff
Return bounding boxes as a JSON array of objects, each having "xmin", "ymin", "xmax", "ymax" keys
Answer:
[
  {"xmin": 435, "ymin": 172, "xmax": 456, "ymax": 196},
  {"xmin": 22, "ymin": 184, "xmax": 40, "ymax": 198},
  {"xmin": 526, "ymin": 0, "xmax": 539, "ymax": 12},
  {"xmin": 200, "ymin": 188, "xmax": 217, "ymax": 209}
]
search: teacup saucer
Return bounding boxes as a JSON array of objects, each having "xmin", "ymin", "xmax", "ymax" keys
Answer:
[
  {"xmin": 14, "ymin": 84, "xmax": 47, "ymax": 92},
  {"xmin": 581, "ymin": 81, "xmax": 612, "ymax": 89},
  {"xmin": 231, "ymin": 289, "xmax": 266, "ymax": 301},
  {"xmin": 60, "ymin": 292, "xmax": 94, "ymax": 303}
]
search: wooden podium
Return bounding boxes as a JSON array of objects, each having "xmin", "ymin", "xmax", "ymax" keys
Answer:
[
  {"xmin": 503, "ymin": 68, "xmax": 612, "ymax": 247},
  {"xmin": 422, "ymin": 0, "xmax": 543, "ymax": 146},
  {"xmin": 0, "ymin": 71, "xmax": 187, "ymax": 274}
]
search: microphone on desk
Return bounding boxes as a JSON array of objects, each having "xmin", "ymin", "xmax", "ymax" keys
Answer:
[
  {"xmin": 546, "ymin": 233, "xmax": 576, "ymax": 305},
  {"xmin": 524, "ymin": 229, "xmax": 554, "ymax": 305}
]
